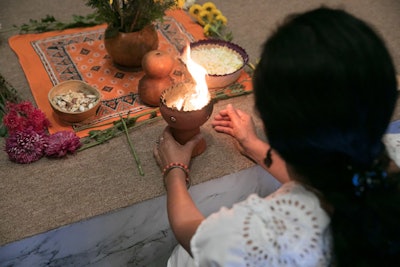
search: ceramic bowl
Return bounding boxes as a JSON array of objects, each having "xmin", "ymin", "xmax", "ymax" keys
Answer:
[
  {"xmin": 48, "ymin": 80, "xmax": 101, "ymax": 123},
  {"xmin": 189, "ymin": 39, "xmax": 249, "ymax": 88},
  {"xmin": 160, "ymin": 83, "xmax": 214, "ymax": 157}
]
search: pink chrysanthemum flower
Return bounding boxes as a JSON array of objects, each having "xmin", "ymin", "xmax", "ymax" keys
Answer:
[
  {"xmin": 45, "ymin": 131, "xmax": 82, "ymax": 158},
  {"xmin": 5, "ymin": 129, "xmax": 47, "ymax": 164},
  {"xmin": 3, "ymin": 101, "xmax": 51, "ymax": 134}
]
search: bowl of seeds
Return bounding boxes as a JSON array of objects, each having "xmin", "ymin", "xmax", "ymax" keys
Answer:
[
  {"xmin": 48, "ymin": 80, "xmax": 101, "ymax": 123},
  {"xmin": 188, "ymin": 39, "xmax": 249, "ymax": 88}
]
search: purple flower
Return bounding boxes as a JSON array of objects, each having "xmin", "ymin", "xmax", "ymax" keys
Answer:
[
  {"xmin": 45, "ymin": 131, "xmax": 82, "ymax": 158},
  {"xmin": 5, "ymin": 130, "xmax": 47, "ymax": 164}
]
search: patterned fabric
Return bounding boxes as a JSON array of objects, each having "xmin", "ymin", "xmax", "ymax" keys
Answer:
[
  {"xmin": 9, "ymin": 10, "xmax": 252, "ymax": 137},
  {"xmin": 168, "ymin": 182, "xmax": 332, "ymax": 267}
]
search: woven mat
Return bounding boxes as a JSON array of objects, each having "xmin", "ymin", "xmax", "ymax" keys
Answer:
[{"xmin": 9, "ymin": 9, "xmax": 252, "ymax": 138}]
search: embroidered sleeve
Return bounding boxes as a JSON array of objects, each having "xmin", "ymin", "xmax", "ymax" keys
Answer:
[{"xmin": 191, "ymin": 182, "xmax": 332, "ymax": 267}]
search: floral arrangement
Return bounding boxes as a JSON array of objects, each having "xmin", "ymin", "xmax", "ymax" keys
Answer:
[
  {"xmin": 86, "ymin": 0, "xmax": 178, "ymax": 33},
  {"xmin": 0, "ymin": 74, "xmax": 155, "ymax": 173},
  {"xmin": 1, "ymin": 98, "xmax": 154, "ymax": 175},
  {"xmin": 2, "ymin": 101, "xmax": 81, "ymax": 164},
  {"xmin": 188, "ymin": 2, "xmax": 232, "ymax": 41}
]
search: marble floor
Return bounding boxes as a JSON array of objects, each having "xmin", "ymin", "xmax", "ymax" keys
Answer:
[{"xmin": 0, "ymin": 165, "xmax": 281, "ymax": 267}]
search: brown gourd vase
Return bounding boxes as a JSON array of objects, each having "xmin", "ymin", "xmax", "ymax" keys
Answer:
[
  {"xmin": 104, "ymin": 24, "xmax": 159, "ymax": 70},
  {"xmin": 138, "ymin": 50, "xmax": 176, "ymax": 106}
]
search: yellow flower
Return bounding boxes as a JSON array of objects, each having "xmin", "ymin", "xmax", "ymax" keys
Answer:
[
  {"xmin": 210, "ymin": 9, "xmax": 222, "ymax": 20},
  {"xmin": 202, "ymin": 2, "xmax": 217, "ymax": 12},
  {"xmin": 185, "ymin": 1, "xmax": 232, "ymax": 41},
  {"xmin": 189, "ymin": 4, "xmax": 203, "ymax": 18},
  {"xmin": 198, "ymin": 10, "xmax": 212, "ymax": 25},
  {"xmin": 109, "ymin": 0, "xmax": 113, "ymax": 4},
  {"xmin": 215, "ymin": 14, "xmax": 228, "ymax": 25},
  {"xmin": 175, "ymin": 0, "xmax": 185, "ymax": 8},
  {"xmin": 203, "ymin": 24, "xmax": 211, "ymax": 36}
]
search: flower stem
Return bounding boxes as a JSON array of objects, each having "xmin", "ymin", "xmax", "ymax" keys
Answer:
[
  {"xmin": 119, "ymin": 114, "xmax": 145, "ymax": 176},
  {"xmin": 74, "ymin": 109, "xmax": 158, "ymax": 132},
  {"xmin": 77, "ymin": 109, "xmax": 160, "ymax": 152}
]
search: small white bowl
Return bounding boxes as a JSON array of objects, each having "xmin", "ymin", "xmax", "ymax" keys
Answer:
[{"xmin": 189, "ymin": 39, "xmax": 249, "ymax": 88}]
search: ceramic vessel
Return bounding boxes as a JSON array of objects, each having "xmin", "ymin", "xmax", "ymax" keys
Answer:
[
  {"xmin": 160, "ymin": 84, "xmax": 214, "ymax": 157},
  {"xmin": 48, "ymin": 80, "xmax": 101, "ymax": 124},
  {"xmin": 104, "ymin": 25, "xmax": 159, "ymax": 70},
  {"xmin": 189, "ymin": 39, "xmax": 249, "ymax": 88}
]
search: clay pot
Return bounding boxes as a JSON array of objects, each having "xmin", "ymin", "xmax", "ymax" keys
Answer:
[
  {"xmin": 160, "ymin": 84, "xmax": 214, "ymax": 157},
  {"xmin": 104, "ymin": 24, "xmax": 159, "ymax": 69}
]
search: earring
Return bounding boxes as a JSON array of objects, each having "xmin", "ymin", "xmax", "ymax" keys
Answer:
[{"xmin": 264, "ymin": 147, "xmax": 273, "ymax": 168}]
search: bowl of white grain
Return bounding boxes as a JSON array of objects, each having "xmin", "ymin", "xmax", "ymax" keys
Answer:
[
  {"xmin": 48, "ymin": 80, "xmax": 101, "ymax": 123},
  {"xmin": 189, "ymin": 39, "xmax": 249, "ymax": 88}
]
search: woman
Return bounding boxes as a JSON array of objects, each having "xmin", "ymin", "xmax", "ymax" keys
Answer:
[{"xmin": 154, "ymin": 7, "xmax": 400, "ymax": 266}]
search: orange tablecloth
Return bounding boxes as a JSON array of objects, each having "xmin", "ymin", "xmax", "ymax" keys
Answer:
[{"xmin": 9, "ymin": 10, "xmax": 252, "ymax": 137}]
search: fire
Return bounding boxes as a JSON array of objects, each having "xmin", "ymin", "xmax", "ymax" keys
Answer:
[{"xmin": 173, "ymin": 44, "xmax": 210, "ymax": 111}]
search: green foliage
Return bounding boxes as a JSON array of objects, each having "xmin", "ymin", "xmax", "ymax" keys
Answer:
[
  {"xmin": 14, "ymin": 14, "xmax": 101, "ymax": 34},
  {"xmin": 204, "ymin": 20, "xmax": 233, "ymax": 41},
  {"xmin": 78, "ymin": 109, "xmax": 160, "ymax": 175},
  {"xmin": 78, "ymin": 109, "xmax": 160, "ymax": 150},
  {"xmin": 86, "ymin": 0, "xmax": 177, "ymax": 32}
]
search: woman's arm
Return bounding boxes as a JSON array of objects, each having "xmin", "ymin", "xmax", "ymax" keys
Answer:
[
  {"xmin": 153, "ymin": 127, "xmax": 205, "ymax": 255},
  {"xmin": 164, "ymin": 168, "xmax": 204, "ymax": 255}
]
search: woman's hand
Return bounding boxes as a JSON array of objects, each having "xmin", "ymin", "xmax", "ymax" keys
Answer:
[
  {"xmin": 153, "ymin": 126, "xmax": 203, "ymax": 170},
  {"xmin": 212, "ymin": 104, "xmax": 291, "ymax": 184},
  {"xmin": 211, "ymin": 104, "xmax": 259, "ymax": 156}
]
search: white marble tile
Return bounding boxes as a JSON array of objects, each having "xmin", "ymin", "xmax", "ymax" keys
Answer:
[{"xmin": 0, "ymin": 165, "xmax": 280, "ymax": 267}]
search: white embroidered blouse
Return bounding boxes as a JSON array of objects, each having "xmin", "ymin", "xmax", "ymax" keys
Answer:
[{"xmin": 168, "ymin": 181, "xmax": 332, "ymax": 267}]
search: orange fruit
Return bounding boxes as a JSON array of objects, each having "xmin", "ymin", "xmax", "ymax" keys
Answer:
[
  {"xmin": 141, "ymin": 50, "xmax": 175, "ymax": 78},
  {"xmin": 138, "ymin": 75, "xmax": 173, "ymax": 107}
]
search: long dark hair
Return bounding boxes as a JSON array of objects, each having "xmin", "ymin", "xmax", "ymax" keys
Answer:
[{"xmin": 254, "ymin": 7, "xmax": 400, "ymax": 266}]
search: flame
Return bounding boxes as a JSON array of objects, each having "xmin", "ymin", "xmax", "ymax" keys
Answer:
[{"xmin": 174, "ymin": 44, "xmax": 210, "ymax": 111}]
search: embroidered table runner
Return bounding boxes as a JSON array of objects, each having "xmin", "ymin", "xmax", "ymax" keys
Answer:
[{"xmin": 9, "ymin": 10, "xmax": 252, "ymax": 137}]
